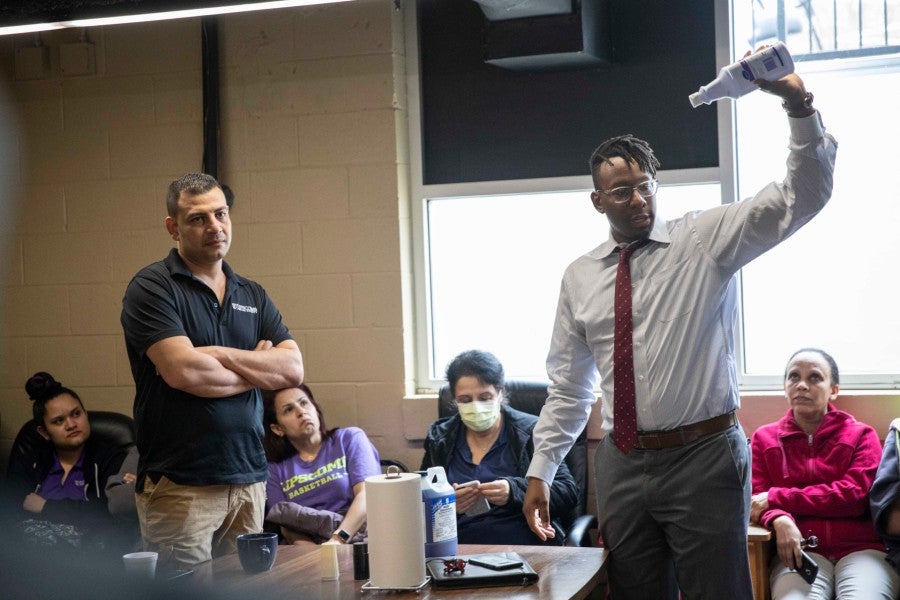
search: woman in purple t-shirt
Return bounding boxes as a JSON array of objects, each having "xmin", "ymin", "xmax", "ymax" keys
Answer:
[{"xmin": 263, "ymin": 384, "xmax": 381, "ymax": 545}]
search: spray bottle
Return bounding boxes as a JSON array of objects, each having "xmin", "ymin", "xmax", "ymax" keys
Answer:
[{"xmin": 689, "ymin": 42, "xmax": 794, "ymax": 108}]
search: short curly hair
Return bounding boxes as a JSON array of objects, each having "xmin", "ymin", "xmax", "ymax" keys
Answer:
[{"xmin": 588, "ymin": 134, "xmax": 660, "ymax": 190}]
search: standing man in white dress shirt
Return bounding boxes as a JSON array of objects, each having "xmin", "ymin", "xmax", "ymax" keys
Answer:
[{"xmin": 522, "ymin": 70, "xmax": 837, "ymax": 599}]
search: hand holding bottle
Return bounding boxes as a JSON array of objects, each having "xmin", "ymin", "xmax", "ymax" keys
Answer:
[
  {"xmin": 753, "ymin": 69, "xmax": 815, "ymax": 118},
  {"xmin": 690, "ymin": 42, "xmax": 796, "ymax": 107}
]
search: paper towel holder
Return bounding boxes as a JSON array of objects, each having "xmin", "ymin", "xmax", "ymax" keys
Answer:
[{"xmin": 362, "ymin": 467, "xmax": 431, "ymax": 592}]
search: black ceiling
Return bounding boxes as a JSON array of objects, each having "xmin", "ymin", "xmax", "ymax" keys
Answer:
[{"xmin": 0, "ymin": 1, "xmax": 275, "ymax": 27}]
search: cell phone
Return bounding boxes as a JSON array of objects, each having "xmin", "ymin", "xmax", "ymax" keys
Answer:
[
  {"xmin": 456, "ymin": 481, "xmax": 490, "ymax": 516},
  {"xmin": 468, "ymin": 555, "xmax": 524, "ymax": 571},
  {"xmin": 797, "ymin": 550, "xmax": 818, "ymax": 585}
]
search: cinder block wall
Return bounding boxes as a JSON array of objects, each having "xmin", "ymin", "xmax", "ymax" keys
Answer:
[{"xmin": 0, "ymin": 0, "xmax": 423, "ymax": 473}]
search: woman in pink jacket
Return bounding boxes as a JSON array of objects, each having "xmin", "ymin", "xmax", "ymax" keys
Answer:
[{"xmin": 750, "ymin": 348, "xmax": 899, "ymax": 599}]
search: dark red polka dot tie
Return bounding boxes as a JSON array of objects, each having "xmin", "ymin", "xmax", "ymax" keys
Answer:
[{"xmin": 613, "ymin": 240, "xmax": 648, "ymax": 454}]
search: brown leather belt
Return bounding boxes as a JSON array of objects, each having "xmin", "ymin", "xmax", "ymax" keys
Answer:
[{"xmin": 633, "ymin": 411, "xmax": 738, "ymax": 450}]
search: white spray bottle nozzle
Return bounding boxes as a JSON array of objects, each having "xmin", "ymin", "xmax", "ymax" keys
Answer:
[{"xmin": 689, "ymin": 92, "xmax": 704, "ymax": 108}]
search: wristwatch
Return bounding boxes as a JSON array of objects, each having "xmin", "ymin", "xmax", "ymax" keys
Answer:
[
  {"xmin": 334, "ymin": 528, "xmax": 351, "ymax": 543},
  {"xmin": 782, "ymin": 91, "xmax": 814, "ymax": 117}
]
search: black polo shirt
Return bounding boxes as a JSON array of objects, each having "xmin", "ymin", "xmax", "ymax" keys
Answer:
[{"xmin": 121, "ymin": 248, "xmax": 292, "ymax": 490}]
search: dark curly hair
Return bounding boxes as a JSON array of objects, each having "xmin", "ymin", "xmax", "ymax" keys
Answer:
[
  {"xmin": 588, "ymin": 134, "xmax": 660, "ymax": 190},
  {"xmin": 25, "ymin": 371, "xmax": 83, "ymax": 424}
]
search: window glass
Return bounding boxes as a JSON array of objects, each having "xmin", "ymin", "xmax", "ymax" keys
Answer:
[
  {"xmin": 734, "ymin": 3, "xmax": 900, "ymax": 383},
  {"xmin": 426, "ymin": 184, "xmax": 722, "ymax": 380},
  {"xmin": 410, "ymin": 1, "xmax": 900, "ymax": 390}
]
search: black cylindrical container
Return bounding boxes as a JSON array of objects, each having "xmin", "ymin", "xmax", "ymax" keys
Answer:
[{"xmin": 353, "ymin": 542, "xmax": 369, "ymax": 580}]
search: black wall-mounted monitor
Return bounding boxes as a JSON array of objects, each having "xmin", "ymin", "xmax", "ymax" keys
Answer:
[{"xmin": 418, "ymin": 0, "xmax": 719, "ymax": 185}]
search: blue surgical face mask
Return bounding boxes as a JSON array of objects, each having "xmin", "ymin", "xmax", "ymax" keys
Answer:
[{"xmin": 457, "ymin": 398, "xmax": 501, "ymax": 432}]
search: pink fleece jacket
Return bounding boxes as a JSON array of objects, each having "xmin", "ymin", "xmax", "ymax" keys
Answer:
[{"xmin": 751, "ymin": 405, "xmax": 886, "ymax": 561}]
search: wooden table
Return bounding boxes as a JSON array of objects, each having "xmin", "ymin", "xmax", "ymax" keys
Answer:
[
  {"xmin": 748, "ymin": 524, "xmax": 773, "ymax": 600},
  {"xmin": 190, "ymin": 543, "xmax": 606, "ymax": 600}
]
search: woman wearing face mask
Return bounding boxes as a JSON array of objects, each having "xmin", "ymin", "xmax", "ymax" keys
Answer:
[{"xmin": 421, "ymin": 350, "xmax": 578, "ymax": 545}]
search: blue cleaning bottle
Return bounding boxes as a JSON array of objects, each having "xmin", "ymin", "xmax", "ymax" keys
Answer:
[{"xmin": 419, "ymin": 466, "xmax": 458, "ymax": 558}]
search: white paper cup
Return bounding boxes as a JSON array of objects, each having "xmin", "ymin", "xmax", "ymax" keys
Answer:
[{"xmin": 123, "ymin": 551, "xmax": 158, "ymax": 580}]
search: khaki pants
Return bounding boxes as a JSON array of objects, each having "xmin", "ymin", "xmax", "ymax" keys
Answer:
[{"xmin": 135, "ymin": 475, "xmax": 265, "ymax": 568}]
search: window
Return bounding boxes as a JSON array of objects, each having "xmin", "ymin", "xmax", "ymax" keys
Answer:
[
  {"xmin": 425, "ymin": 185, "xmax": 722, "ymax": 382},
  {"xmin": 734, "ymin": 0, "xmax": 900, "ymax": 387},
  {"xmin": 407, "ymin": 0, "xmax": 900, "ymax": 390}
]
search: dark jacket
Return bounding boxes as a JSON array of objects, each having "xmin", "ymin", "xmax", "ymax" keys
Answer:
[
  {"xmin": 3, "ymin": 434, "xmax": 128, "ymax": 541},
  {"xmin": 421, "ymin": 405, "xmax": 580, "ymax": 542},
  {"xmin": 870, "ymin": 418, "xmax": 900, "ymax": 571}
]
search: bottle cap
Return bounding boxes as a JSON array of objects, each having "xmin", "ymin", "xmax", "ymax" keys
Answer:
[{"xmin": 689, "ymin": 92, "xmax": 704, "ymax": 108}]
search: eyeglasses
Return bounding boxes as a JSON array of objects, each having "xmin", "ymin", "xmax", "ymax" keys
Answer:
[{"xmin": 595, "ymin": 179, "xmax": 658, "ymax": 203}]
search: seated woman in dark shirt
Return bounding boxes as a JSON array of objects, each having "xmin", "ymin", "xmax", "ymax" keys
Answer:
[
  {"xmin": 2, "ymin": 372, "xmax": 128, "ymax": 553},
  {"xmin": 421, "ymin": 349, "xmax": 579, "ymax": 545}
]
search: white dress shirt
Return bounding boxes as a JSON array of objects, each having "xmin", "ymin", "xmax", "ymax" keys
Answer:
[{"xmin": 528, "ymin": 112, "xmax": 838, "ymax": 483}]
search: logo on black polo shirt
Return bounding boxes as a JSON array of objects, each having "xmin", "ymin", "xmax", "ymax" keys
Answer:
[{"xmin": 231, "ymin": 302, "xmax": 258, "ymax": 314}]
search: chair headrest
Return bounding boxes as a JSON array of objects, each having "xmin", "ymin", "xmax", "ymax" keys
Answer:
[{"xmin": 87, "ymin": 410, "xmax": 135, "ymax": 449}]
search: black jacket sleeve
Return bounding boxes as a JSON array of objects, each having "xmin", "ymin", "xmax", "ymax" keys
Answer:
[
  {"xmin": 37, "ymin": 440, "xmax": 128, "ymax": 534},
  {"xmin": 870, "ymin": 418, "xmax": 900, "ymax": 571}
]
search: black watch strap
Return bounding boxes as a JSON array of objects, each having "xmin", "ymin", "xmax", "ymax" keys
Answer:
[{"xmin": 335, "ymin": 528, "xmax": 351, "ymax": 542}]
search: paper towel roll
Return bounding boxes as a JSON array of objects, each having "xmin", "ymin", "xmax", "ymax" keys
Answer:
[{"xmin": 365, "ymin": 471, "xmax": 427, "ymax": 588}]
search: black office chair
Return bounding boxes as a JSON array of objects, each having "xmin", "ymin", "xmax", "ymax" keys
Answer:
[
  {"xmin": 7, "ymin": 410, "xmax": 135, "ymax": 473},
  {"xmin": 438, "ymin": 381, "xmax": 598, "ymax": 547},
  {"xmin": 5, "ymin": 410, "xmax": 139, "ymax": 551}
]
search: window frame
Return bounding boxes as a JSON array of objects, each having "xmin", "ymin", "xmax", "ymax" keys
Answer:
[
  {"xmin": 404, "ymin": 0, "xmax": 736, "ymax": 392},
  {"xmin": 405, "ymin": 0, "xmax": 900, "ymax": 393}
]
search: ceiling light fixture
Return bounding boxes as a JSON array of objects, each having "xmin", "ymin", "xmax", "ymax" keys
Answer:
[{"xmin": 0, "ymin": 0, "xmax": 355, "ymax": 37}]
